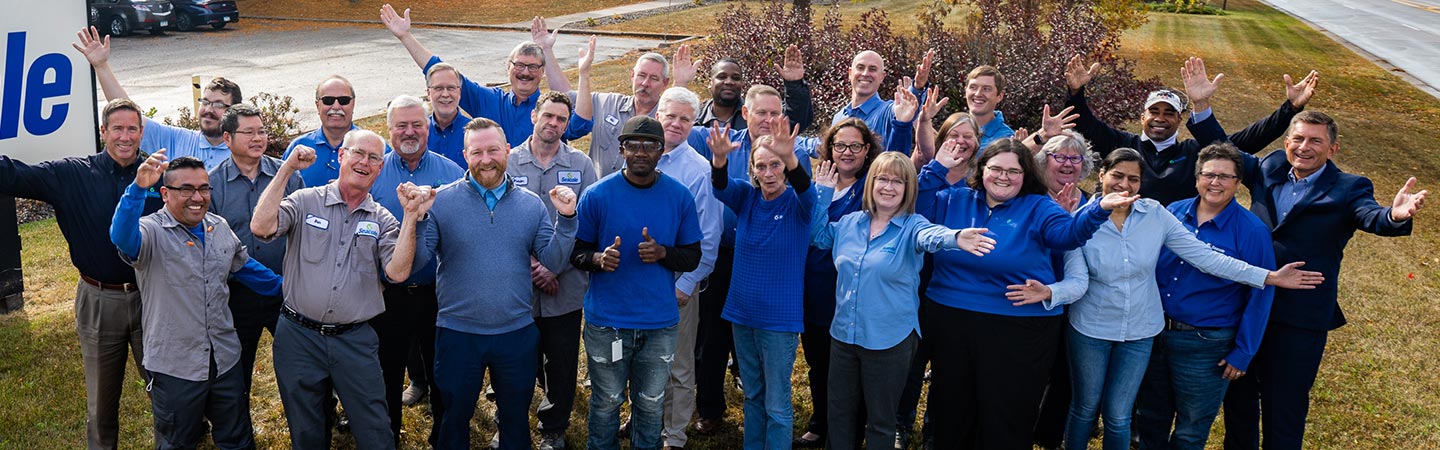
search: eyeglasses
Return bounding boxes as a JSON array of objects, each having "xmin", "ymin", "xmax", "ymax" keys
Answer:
[
  {"xmin": 985, "ymin": 166, "xmax": 1024, "ymax": 177},
  {"xmin": 198, "ymin": 99, "xmax": 231, "ymax": 110},
  {"xmin": 873, "ymin": 176, "xmax": 905, "ymax": 187},
  {"xmin": 232, "ymin": 129, "xmax": 269, "ymax": 140},
  {"xmin": 1047, "ymin": 152, "xmax": 1084, "ymax": 165},
  {"xmin": 428, "ymin": 85, "xmax": 461, "ymax": 93},
  {"xmin": 1199, "ymin": 172, "xmax": 1239, "ymax": 183},
  {"xmin": 831, "ymin": 142, "xmax": 868, "ymax": 154},
  {"xmin": 318, "ymin": 96, "xmax": 354, "ymax": 106},
  {"xmin": 343, "ymin": 147, "xmax": 384, "ymax": 164},
  {"xmin": 164, "ymin": 185, "xmax": 213, "ymax": 197},
  {"xmin": 510, "ymin": 61, "xmax": 544, "ymax": 73},
  {"xmin": 621, "ymin": 139, "xmax": 663, "ymax": 153}
]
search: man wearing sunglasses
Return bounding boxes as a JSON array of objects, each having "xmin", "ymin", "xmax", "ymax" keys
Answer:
[
  {"xmin": 283, "ymin": 75, "xmax": 382, "ymax": 188},
  {"xmin": 73, "ymin": 26, "xmax": 239, "ymax": 170}
]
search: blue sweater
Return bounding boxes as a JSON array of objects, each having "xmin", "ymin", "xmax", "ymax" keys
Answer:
[
  {"xmin": 715, "ymin": 173, "xmax": 816, "ymax": 333},
  {"xmin": 916, "ymin": 160, "xmax": 1109, "ymax": 316},
  {"xmin": 414, "ymin": 176, "xmax": 577, "ymax": 335}
]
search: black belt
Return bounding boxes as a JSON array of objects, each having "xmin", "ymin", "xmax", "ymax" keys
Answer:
[
  {"xmin": 1164, "ymin": 316, "xmax": 1220, "ymax": 332},
  {"xmin": 281, "ymin": 305, "xmax": 363, "ymax": 336}
]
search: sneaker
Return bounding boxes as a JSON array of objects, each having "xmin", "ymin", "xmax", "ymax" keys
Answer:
[
  {"xmin": 401, "ymin": 383, "xmax": 428, "ymax": 407},
  {"xmin": 539, "ymin": 432, "xmax": 567, "ymax": 450},
  {"xmin": 894, "ymin": 428, "xmax": 910, "ymax": 449},
  {"xmin": 488, "ymin": 431, "xmax": 500, "ymax": 449}
]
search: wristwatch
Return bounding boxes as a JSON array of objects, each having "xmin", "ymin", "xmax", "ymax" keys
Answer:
[{"xmin": 1032, "ymin": 133, "xmax": 1045, "ymax": 145}]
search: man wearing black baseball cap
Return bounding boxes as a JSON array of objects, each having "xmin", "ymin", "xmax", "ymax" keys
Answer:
[{"xmin": 570, "ymin": 116, "xmax": 706, "ymax": 450}]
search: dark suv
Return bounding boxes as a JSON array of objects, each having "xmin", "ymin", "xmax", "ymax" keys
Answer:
[
  {"xmin": 89, "ymin": 0, "xmax": 173, "ymax": 36},
  {"xmin": 169, "ymin": 0, "xmax": 240, "ymax": 31}
]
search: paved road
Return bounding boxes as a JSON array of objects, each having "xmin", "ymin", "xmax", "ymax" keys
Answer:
[
  {"xmin": 1261, "ymin": 0, "xmax": 1440, "ymax": 98},
  {"xmin": 102, "ymin": 22, "xmax": 662, "ymax": 130}
]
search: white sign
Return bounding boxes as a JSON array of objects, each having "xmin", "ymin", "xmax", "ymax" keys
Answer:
[{"xmin": 0, "ymin": 0, "xmax": 98, "ymax": 162}]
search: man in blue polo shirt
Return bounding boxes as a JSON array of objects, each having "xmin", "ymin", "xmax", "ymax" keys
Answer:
[
  {"xmin": 74, "ymin": 26, "xmax": 234, "ymax": 169},
  {"xmin": 367, "ymin": 95, "xmax": 465, "ymax": 446},
  {"xmin": 382, "ymin": 4, "xmax": 545, "ymax": 147},
  {"xmin": 423, "ymin": 62, "xmax": 473, "ymax": 167},
  {"xmin": 571, "ymin": 116, "xmax": 704, "ymax": 450},
  {"xmin": 284, "ymin": 75, "xmax": 362, "ymax": 187},
  {"xmin": 831, "ymin": 49, "xmax": 932, "ymax": 155},
  {"xmin": 963, "ymin": 65, "xmax": 1015, "ymax": 149}
]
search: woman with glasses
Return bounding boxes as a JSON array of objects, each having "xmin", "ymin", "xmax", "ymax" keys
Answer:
[
  {"xmin": 1010, "ymin": 147, "xmax": 1321, "ymax": 450},
  {"xmin": 914, "ymin": 138, "xmax": 1137, "ymax": 450}
]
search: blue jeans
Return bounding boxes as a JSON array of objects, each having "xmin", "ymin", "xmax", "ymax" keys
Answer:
[
  {"xmin": 584, "ymin": 323, "xmax": 678, "ymax": 450},
  {"xmin": 1135, "ymin": 327, "xmax": 1236, "ymax": 450},
  {"xmin": 1065, "ymin": 324, "xmax": 1154, "ymax": 450},
  {"xmin": 732, "ymin": 324, "xmax": 799, "ymax": 450}
]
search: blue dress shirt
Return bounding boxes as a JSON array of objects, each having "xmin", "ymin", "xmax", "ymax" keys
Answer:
[
  {"xmin": 428, "ymin": 112, "xmax": 473, "ymax": 168},
  {"xmin": 141, "ymin": 117, "xmax": 230, "ymax": 170},
  {"xmin": 830, "ymin": 87, "xmax": 924, "ymax": 155},
  {"xmin": 1274, "ymin": 167, "xmax": 1323, "ymax": 222},
  {"xmin": 370, "ymin": 150, "xmax": 465, "ymax": 285},
  {"xmin": 283, "ymin": 125, "xmax": 355, "ymax": 188}
]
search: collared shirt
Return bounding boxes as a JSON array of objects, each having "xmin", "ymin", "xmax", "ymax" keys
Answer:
[
  {"xmin": 1059, "ymin": 198, "xmax": 1269, "ymax": 342},
  {"xmin": 424, "ymin": 56, "xmax": 540, "ymax": 147},
  {"xmin": 264, "ymin": 183, "xmax": 400, "ymax": 324},
  {"xmin": 370, "ymin": 150, "xmax": 465, "ymax": 285},
  {"xmin": 428, "ymin": 111, "xmax": 473, "ymax": 167},
  {"xmin": 1156, "ymin": 197, "xmax": 1276, "ymax": 371},
  {"xmin": 564, "ymin": 91, "xmax": 655, "ymax": 177},
  {"xmin": 655, "ymin": 142, "xmax": 724, "ymax": 296},
  {"xmin": 830, "ymin": 86, "xmax": 924, "ymax": 155},
  {"xmin": 1138, "ymin": 108, "xmax": 1210, "ymax": 154},
  {"xmin": 283, "ymin": 125, "xmax": 356, "ymax": 188},
  {"xmin": 209, "ymin": 156, "xmax": 304, "ymax": 272},
  {"xmin": 1275, "ymin": 167, "xmax": 1323, "ymax": 222},
  {"xmin": 141, "ymin": 117, "xmax": 230, "ymax": 170},
  {"xmin": 0, "ymin": 151, "xmax": 162, "ymax": 284},
  {"xmin": 976, "ymin": 110, "xmax": 1016, "ymax": 149},
  {"xmin": 508, "ymin": 139, "xmax": 599, "ymax": 317},
  {"xmin": 810, "ymin": 187, "xmax": 959, "ymax": 350},
  {"xmin": 694, "ymin": 79, "xmax": 816, "ymax": 132},
  {"xmin": 468, "ymin": 174, "xmax": 509, "ymax": 210}
]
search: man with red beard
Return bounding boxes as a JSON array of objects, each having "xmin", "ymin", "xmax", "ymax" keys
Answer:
[
  {"xmin": 694, "ymin": 46, "xmax": 813, "ymax": 133},
  {"xmin": 74, "ymin": 27, "xmax": 237, "ymax": 169}
]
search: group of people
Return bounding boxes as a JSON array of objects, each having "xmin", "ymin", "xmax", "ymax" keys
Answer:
[{"xmin": 2, "ymin": 5, "xmax": 1428, "ymax": 450}]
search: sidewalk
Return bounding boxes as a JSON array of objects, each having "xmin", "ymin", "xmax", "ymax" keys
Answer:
[{"xmin": 506, "ymin": 0, "xmax": 685, "ymax": 29}]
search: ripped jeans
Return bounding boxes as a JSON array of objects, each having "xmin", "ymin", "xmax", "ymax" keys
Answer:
[{"xmin": 584, "ymin": 323, "xmax": 678, "ymax": 450}]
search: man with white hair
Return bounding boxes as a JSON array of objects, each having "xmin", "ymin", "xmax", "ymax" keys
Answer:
[{"xmin": 367, "ymin": 95, "xmax": 465, "ymax": 445}]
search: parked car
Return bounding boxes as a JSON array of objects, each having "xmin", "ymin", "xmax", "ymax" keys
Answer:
[
  {"xmin": 169, "ymin": 0, "xmax": 240, "ymax": 31},
  {"xmin": 89, "ymin": 0, "xmax": 173, "ymax": 37}
]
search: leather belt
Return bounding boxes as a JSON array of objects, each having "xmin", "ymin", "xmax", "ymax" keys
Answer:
[
  {"xmin": 80, "ymin": 275, "xmax": 139, "ymax": 293},
  {"xmin": 281, "ymin": 305, "xmax": 362, "ymax": 336},
  {"xmin": 1164, "ymin": 316, "xmax": 1220, "ymax": 332}
]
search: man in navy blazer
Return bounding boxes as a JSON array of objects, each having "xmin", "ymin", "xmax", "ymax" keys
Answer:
[{"xmin": 1224, "ymin": 110, "xmax": 1427, "ymax": 450}]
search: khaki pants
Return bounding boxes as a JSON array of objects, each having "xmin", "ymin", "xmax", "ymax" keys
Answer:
[
  {"xmin": 74, "ymin": 280, "xmax": 146, "ymax": 450},
  {"xmin": 663, "ymin": 290, "xmax": 701, "ymax": 447}
]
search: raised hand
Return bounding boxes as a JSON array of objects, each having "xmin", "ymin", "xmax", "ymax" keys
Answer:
[
  {"xmin": 671, "ymin": 44, "xmax": 702, "ymax": 87},
  {"xmin": 814, "ymin": 160, "xmax": 838, "ymax": 189},
  {"xmin": 379, "ymin": 4, "xmax": 412, "ymax": 38},
  {"xmin": 1266, "ymin": 261, "xmax": 1324, "ymax": 289},
  {"xmin": 1054, "ymin": 183, "xmax": 1081, "ymax": 213},
  {"xmin": 637, "ymin": 227, "xmax": 666, "ymax": 263},
  {"xmin": 1181, "ymin": 56, "xmax": 1223, "ymax": 111},
  {"xmin": 1065, "ymin": 54, "xmax": 1099, "ymax": 93},
  {"xmin": 1099, "ymin": 191, "xmax": 1141, "ymax": 210},
  {"xmin": 777, "ymin": 44, "xmax": 805, "ymax": 82},
  {"xmin": 956, "ymin": 227, "xmax": 995, "ymax": 257},
  {"xmin": 913, "ymin": 48, "xmax": 936, "ymax": 89},
  {"xmin": 892, "ymin": 81, "xmax": 920, "ymax": 123},
  {"xmin": 578, "ymin": 35, "xmax": 596, "ymax": 75},
  {"xmin": 595, "ymin": 236, "xmax": 621, "ymax": 271},
  {"xmin": 550, "ymin": 185, "xmax": 579, "ymax": 216},
  {"xmin": 529, "ymin": 15, "xmax": 558, "ymax": 50},
  {"xmin": 918, "ymin": 85, "xmax": 950, "ymax": 125},
  {"xmin": 936, "ymin": 140, "xmax": 965, "ymax": 169},
  {"xmin": 1005, "ymin": 279, "xmax": 1052, "ymax": 306},
  {"xmin": 1285, "ymin": 70, "xmax": 1319, "ymax": 108},
  {"xmin": 1391, "ymin": 177, "xmax": 1427, "ymax": 221},
  {"xmin": 284, "ymin": 145, "xmax": 317, "ymax": 172},
  {"xmin": 135, "ymin": 149, "xmax": 169, "ymax": 189},
  {"xmin": 71, "ymin": 27, "xmax": 111, "ymax": 68},
  {"xmin": 708, "ymin": 123, "xmax": 738, "ymax": 167},
  {"xmin": 1015, "ymin": 127, "xmax": 1040, "ymax": 152},
  {"xmin": 1041, "ymin": 104, "xmax": 1079, "ymax": 140}
]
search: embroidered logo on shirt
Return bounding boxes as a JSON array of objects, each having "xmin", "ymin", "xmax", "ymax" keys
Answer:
[
  {"xmin": 304, "ymin": 214, "xmax": 329, "ymax": 230},
  {"xmin": 355, "ymin": 220, "xmax": 380, "ymax": 239},
  {"xmin": 773, "ymin": 214, "xmax": 784, "ymax": 220},
  {"xmin": 558, "ymin": 170, "xmax": 582, "ymax": 185},
  {"xmin": 512, "ymin": 176, "xmax": 529, "ymax": 186}
]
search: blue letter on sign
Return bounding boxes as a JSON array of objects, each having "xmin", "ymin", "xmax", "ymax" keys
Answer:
[{"xmin": 0, "ymin": 31, "xmax": 73, "ymax": 139}]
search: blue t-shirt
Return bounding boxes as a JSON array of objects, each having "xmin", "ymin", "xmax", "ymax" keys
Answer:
[{"xmin": 577, "ymin": 172, "xmax": 704, "ymax": 329}]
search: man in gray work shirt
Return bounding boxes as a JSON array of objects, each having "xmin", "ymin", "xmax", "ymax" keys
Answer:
[{"xmin": 250, "ymin": 129, "xmax": 401, "ymax": 450}]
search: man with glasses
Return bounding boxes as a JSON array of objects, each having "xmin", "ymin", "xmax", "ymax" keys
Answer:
[
  {"xmin": 422, "ymin": 62, "xmax": 473, "ymax": 167},
  {"xmin": 382, "ymin": 5, "xmax": 549, "ymax": 147},
  {"xmin": 251, "ymin": 130, "xmax": 403, "ymax": 450},
  {"xmin": 207, "ymin": 105, "xmax": 304, "ymax": 410},
  {"xmin": 694, "ymin": 47, "xmax": 814, "ymax": 133},
  {"xmin": 74, "ymin": 26, "xmax": 238, "ymax": 169},
  {"xmin": 0, "ymin": 98, "xmax": 163, "ymax": 450},
  {"xmin": 110, "ymin": 153, "xmax": 283, "ymax": 450},
  {"xmin": 571, "ymin": 116, "xmax": 705, "ymax": 450},
  {"xmin": 284, "ymin": 75, "xmax": 366, "ymax": 187}
]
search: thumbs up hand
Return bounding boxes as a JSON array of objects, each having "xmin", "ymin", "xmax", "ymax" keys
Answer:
[
  {"xmin": 595, "ymin": 236, "xmax": 622, "ymax": 272},
  {"xmin": 637, "ymin": 227, "xmax": 666, "ymax": 263}
]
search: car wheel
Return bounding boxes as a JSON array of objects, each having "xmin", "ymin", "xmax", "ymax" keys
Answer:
[
  {"xmin": 176, "ymin": 13, "xmax": 195, "ymax": 31},
  {"xmin": 108, "ymin": 15, "xmax": 129, "ymax": 37},
  {"xmin": 211, "ymin": 22, "xmax": 227, "ymax": 30}
]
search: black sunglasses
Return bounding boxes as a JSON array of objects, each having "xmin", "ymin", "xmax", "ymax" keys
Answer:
[{"xmin": 318, "ymin": 96, "xmax": 354, "ymax": 106}]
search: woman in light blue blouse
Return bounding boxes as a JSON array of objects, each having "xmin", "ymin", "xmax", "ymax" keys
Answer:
[
  {"xmin": 1010, "ymin": 148, "xmax": 1323, "ymax": 450},
  {"xmin": 809, "ymin": 152, "xmax": 993, "ymax": 450}
]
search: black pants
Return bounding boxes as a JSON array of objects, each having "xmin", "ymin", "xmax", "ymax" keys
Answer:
[
  {"xmin": 150, "ymin": 358, "xmax": 255, "ymax": 450},
  {"xmin": 228, "ymin": 281, "xmax": 281, "ymax": 394},
  {"xmin": 1222, "ymin": 322, "xmax": 1328, "ymax": 450},
  {"xmin": 372, "ymin": 283, "xmax": 438, "ymax": 445},
  {"xmin": 535, "ymin": 309, "xmax": 584, "ymax": 435},
  {"xmin": 695, "ymin": 246, "xmax": 736, "ymax": 420},
  {"xmin": 828, "ymin": 333, "xmax": 918, "ymax": 450},
  {"xmin": 925, "ymin": 300, "xmax": 1063, "ymax": 450},
  {"xmin": 895, "ymin": 329, "xmax": 933, "ymax": 437},
  {"xmin": 1032, "ymin": 311, "xmax": 1073, "ymax": 448},
  {"xmin": 799, "ymin": 324, "xmax": 831, "ymax": 435}
]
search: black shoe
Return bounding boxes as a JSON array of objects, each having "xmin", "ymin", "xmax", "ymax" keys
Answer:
[
  {"xmin": 793, "ymin": 432, "xmax": 824, "ymax": 448},
  {"xmin": 894, "ymin": 428, "xmax": 911, "ymax": 449}
]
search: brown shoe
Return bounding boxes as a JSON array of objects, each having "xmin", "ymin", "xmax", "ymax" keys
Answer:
[{"xmin": 694, "ymin": 418, "xmax": 723, "ymax": 435}]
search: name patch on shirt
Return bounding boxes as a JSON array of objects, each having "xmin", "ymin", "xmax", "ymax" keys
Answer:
[
  {"xmin": 355, "ymin": 220, "xmax": 380, "ymax": 239},
  {"xmin": 512, "ymin": 176, "xmax": 529, "ymax": 187},
  {"xmin": 558, "ymin": 170, "xmax": 582, "ymax": 185},
  {"xmin": 605, "ymin": 115, "xmax": 620, "ymax": 126},
  {"xmin": 304, "ymin": 214, "xmax": 329, "ymax": 230}
]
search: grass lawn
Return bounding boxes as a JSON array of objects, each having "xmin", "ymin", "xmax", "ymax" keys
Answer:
[
  {"xmin": 236, "ymin": 0, "xmax": 650, "ymax": 25},
  {"xmin": 4, "ymin": 0, "xmax": 1440, "ymax": 449}
]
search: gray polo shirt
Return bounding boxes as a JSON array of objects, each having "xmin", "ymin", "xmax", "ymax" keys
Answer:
[
  {"xmin": 265, "ymin": 183, "xmax": 400, "ymax": 324},
  {"xmin": 570, "ymin": 91, "xmax": 656, "ymax": 178},
  {"xmin": 128, "ymin": 209, "xmax": 249, "ymax": 381},
  {"xmin": 209, "ymin": 156, "xmax": 304, "ymax": 272},
  {"xmin": 507, "ymin": 139, "xmax": 598, "ymax": 317}
]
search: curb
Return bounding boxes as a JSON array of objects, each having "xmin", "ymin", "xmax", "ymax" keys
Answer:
[
  {"xmin": 245, "ymin": 16, "xmax": 702, "ymax": 42},
  {"xmin": 1256, "ymin": 0, "xmax": 1440, "ymax": 101}
]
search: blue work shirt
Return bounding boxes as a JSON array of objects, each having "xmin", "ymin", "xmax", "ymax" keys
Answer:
[
  {"xmin": 976, "ymin": 110, "xmax": 1016, "ymax": 149},
  {"xmin": 283, "ymin": 125, "xmax": 355, "ymax": 188},
  {"xmin": 428, "ymin": 112, "xmax": 473, "ymax": 168},
  {"xmin": 369, "ymin": 150, "xmax": 465, "ymax": 285},
  {"xmin": 810, "ymin": 185, "xmax": 960, "ymax": 350},
  {"xmin": 1155, "ymin": 197, "xmax": 1276, "ymax": 371},
  {"xmin": 141, "ymin": 117, "xmax": 230, "ymax": 170},
  {"xmin": 830, "ymin": 87, "xmax": 925, "ymax": 155},
  {"xmin": 424, "ymin": 55, "xmax": 539, "ymax": 147}
]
